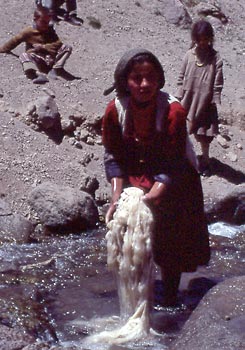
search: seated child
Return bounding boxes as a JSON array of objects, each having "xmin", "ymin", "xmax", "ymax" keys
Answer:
[
  {"xmin": 0, "ymin": 6, "xmax": 72, "ymax": 83},
  {"xmin": 35, "ymin": 0, "xmax": 83, "ymax": 26}
]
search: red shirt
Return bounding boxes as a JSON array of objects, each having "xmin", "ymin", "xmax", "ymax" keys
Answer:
[{"xmin": 102, "ymin": 92, "xmax": 188, "ymax": 189}]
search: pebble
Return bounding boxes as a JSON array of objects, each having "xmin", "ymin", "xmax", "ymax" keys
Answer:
[
  {"xmin": 217, "ymin": 134, "xmax": 229, "ymax": 148},
  {"xmin": 227, "ymin": 152, "xmax": 238, "ymax": 162},
  {"xmin": 75, "ymin": 141, "xmax": 83, "ymax": 149}
]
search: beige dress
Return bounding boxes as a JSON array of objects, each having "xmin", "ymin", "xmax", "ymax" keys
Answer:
[{"xmin": 176, "ymin": 47, "xmax": 223, "ymax": 137}]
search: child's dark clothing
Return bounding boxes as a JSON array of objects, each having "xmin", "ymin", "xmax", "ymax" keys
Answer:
[{"xmin": 52, "ymin": 0, "xmax": 77, "ymax": 17}]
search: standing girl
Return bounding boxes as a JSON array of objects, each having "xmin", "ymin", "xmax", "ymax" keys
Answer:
[
  {"xmin": 176, "ymin": 19, "xmax": 224, "ymax": 176},
  {"xmin": 102, "ymin": 48, "xmax": 210, "ymax": 307}
]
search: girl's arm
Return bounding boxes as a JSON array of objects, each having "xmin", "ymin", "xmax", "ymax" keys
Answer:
[
  {"xmin": 166, "ymin": 101, "xmax": 187, "ymax": 157},
  {"xmin": 212, "ymin": 53, "xmax": 224, "ymax": 105},
  {"xmin": 102, "ymin": 101, "xmax": 125, "ymax": 224},
  {"xmin": 102, "ymin": 100, "xmax": 125, "ymax": 181},
  {"xmin": 105, "ymin": 177, "xmax": 124, "ymax": 224},
  {"xmin": 176, "ymin": 52, "xmax": 188, "ymax": 101},
  {"xmin": 142, "ymin": 181, "xmax": 167, "ymax": 205}
]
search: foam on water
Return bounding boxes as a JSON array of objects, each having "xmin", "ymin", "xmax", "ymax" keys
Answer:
[{"xmin": 209, "ymin": 222, "xmax": 245, "ymax": 238}]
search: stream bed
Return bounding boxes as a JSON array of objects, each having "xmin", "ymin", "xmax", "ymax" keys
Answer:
[{"xmin": 0, "ymin": 223, "xmax": 244, "ymax": 349}]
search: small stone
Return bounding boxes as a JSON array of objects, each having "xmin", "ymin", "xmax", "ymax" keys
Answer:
[
  {"xmin": 42, "ymin": 87, "xmax": 56, "ymax": 98},
  {"xmin": 217, "ymin": 135, "xmax": 229, "ymax": 148},
  {"xmin": 61, "ymin": 119, "xmax": 76, "ymax": 134},
  {"xmin": 227, "ymin": 152, "xmax": 238, "ymax": 162},
  {"xmin": 75, "ymin": 141, "xmax": 83, "ymax": 149},
  {"xmin": 87, "ymin": 136, "xmax": 95, "ymax": 145}
]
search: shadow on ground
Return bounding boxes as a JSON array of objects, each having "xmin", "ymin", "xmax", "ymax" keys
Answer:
[
  {"xmin": 210, "ymin": 158, "xmax": 245, "ymax": 184},
  {"xmin": 58, "ymin": 68, "xmax": 81, "ymax": 81}
]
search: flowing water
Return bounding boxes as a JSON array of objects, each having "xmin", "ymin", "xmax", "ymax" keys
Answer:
[{"xmin": 0, "ymin": 222, "xmax": 244, "ymax": 350}]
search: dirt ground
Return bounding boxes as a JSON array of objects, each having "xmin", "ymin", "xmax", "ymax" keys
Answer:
[{"xmin": 0, "ymin": 0, "xmax": 244, "ymax": 217}]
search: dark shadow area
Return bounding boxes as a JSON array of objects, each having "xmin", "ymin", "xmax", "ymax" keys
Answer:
[
  {"xmin": 57, "ymin": 68, "xmax": 81, "ymax": 81},
  {"xmin": 183, "ymin": 277, "xmax": 217, "ymax": 310},
  {"xmin": 152, "ymin": 279, "xmax": 190, "ymax": 335},
  {"xmin": 41, "ymin": 119, "xmax": 64, "ymax": 145},
  {"xmin": 210, "ymin": 158, "xmax": 245, "ymax": 184},
  {"xmin": 152, "ymin": 277, "xmax": 217, "ymax": 335},
  {"xmin": 154, "ymin": 277, "xmax": 217, "ymax": 311}
]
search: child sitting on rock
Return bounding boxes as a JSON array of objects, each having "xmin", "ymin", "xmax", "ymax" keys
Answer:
[{"xmin": 0, "ymin": 6, "xmax": 72, "ymax": 84}]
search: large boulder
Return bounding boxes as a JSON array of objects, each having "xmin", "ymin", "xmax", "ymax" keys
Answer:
[
  {"xmin": 26, "ymin": 94, "xmax": 60, "ymax": 130},
  {"xmin": 0, "ymin": 199, "xmax": 34, "ymax": 244},
  {"xmin": 28, "ymin": 182, "xmax": 99, "ymax": 233},
  {"xmin": 205, "ymin": 184, "xmax": 245, "ymax": 224},
  {"xmin": 157, "ymin": 0, "xmax": 192, "ymax": 28},
  {"xmin": 170, "ymin": 276, "xmax": 245, "ymax": 350}
]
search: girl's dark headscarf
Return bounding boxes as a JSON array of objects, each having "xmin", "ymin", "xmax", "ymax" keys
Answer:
[{"xmin": 103, "ymin": 48, "xmax": 165, "ymax": 97}]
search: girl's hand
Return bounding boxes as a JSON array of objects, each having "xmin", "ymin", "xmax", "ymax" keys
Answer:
[
  {"xmin": 142, "ymin": 181, "xmax": 166, "ymax": 206},
  {"xmin": 105, "ymin": 201, "xmax": 118, "ymax": 225}
]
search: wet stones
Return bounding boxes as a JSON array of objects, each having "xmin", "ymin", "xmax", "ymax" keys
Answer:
[
  {"xmin": 205, "ymin": 184, "xmax": 245, "ymax": 225},
  {"xmin": 170, "ymin": 276, "xmax": 245, "ymax": 350}
]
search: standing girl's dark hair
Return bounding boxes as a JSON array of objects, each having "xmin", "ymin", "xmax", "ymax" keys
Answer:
[{"xmin": 190, "ymin": 19, "xmax": 214, "ymax": 48}]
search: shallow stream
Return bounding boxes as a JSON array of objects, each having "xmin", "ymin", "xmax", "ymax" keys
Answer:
[{"xmin": 0, "ymin": 223, "xmax": 244, "ymax": 349}]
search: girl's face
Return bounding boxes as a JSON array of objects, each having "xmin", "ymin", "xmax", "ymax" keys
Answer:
[
  {"xmin": 127, "ymin": 61, "xmax": 160, "ymax": 104},
  {"xmin": 196, "ymin": 35, "xmax": 211, "ymax": 50}
]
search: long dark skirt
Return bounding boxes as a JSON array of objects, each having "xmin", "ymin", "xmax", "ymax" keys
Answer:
[{"xmin": 152, "ymin": 163, "xmax": 210, "ymax": 273}]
